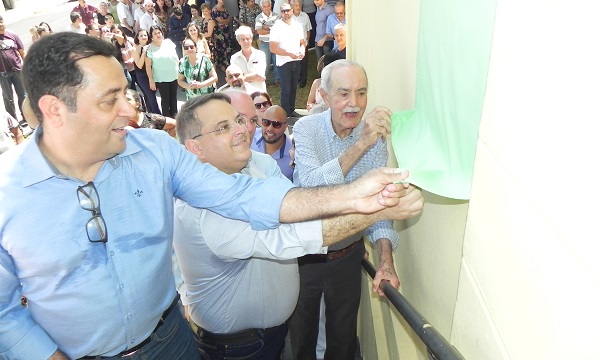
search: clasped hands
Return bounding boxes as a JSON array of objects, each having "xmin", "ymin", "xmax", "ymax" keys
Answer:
[{"xmin": 348, "ymin": 168, "xmax": 423, "ymax": 219}]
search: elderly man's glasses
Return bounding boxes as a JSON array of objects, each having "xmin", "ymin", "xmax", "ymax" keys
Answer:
[
  {"xmin": 192, "ymin": 114, "xmax": 248, "ymax": 138},
  {"xmin": 254, "ymin": 101, "xmax": 271, "ymax": 109},
  {"xmin": 226, "ymin": 73, "xmax": 242, "ymax": 80},
  {"xmin": 262, "ymin": 119, "xmax": 286, "ymax": 129},
  {"xmin": 77, "ymin": 182, "xmax": 108, "ymax": 243},
  {"xmin": 281, "ymin": 8, "xmax": 291, "ymax": 13}
]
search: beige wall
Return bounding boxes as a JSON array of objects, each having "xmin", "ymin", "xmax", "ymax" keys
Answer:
[{"xmin": 352, "ymin": 0, "xmax": 600, "ymax": 359}]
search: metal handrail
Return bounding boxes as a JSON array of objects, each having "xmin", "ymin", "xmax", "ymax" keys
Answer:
[{"xmin": 361, "ymin": 259, "xmax": 466, "ymax": 360}]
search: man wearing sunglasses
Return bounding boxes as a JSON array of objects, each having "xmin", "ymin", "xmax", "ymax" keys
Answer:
[
  {"xmin": 0, "ymin": 33, "xmax": 418, "ymax": 360},
  {"xmin": 251, "ymin": 104, "xmax": 293, "ymax": 180},
  {"xmin": 289, "ymin": 59, "xmax": 400, "ymax": 359},
  {"xmin": 173, "ymin": 93, "xmax": 423, "ymax": 360}
]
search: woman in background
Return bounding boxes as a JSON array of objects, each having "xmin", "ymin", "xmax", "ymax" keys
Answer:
[
  {"xmin": 110, "ymin": 24, "xmax": 137, "ymax": 90},
  {"xmin": 199, "ymin": 3, "xmax": 216, "ymax": 57},
  {"xmin": 133, "ymin": 28, "xmax": 161, "ymax": 114},
  {"xmin": 145, "ymin": 25, "xmax": 179, "ymax": 117},
  {"xmin": 185, "ymin": 22, "xmax": 211, "ymax": 58},
  {"xmin": 251, "ymin": 91, "xmax": 273, "ymax": 126},
  {"xmin": 177, "ymin": 38, "xmax": 218, "ymax": 99},
  {"xmin": 210, "ymin": 0, "xmax": 234, "ymax": 71}
]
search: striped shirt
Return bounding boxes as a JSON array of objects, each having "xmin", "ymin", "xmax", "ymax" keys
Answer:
[{"xmin": 292, "ymin": 108, "xmax": 399, "ymax": 251}]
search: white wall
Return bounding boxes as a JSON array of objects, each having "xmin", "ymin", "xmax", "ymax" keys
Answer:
[{"xmin": 452, "ymin": 0, "xmax": 600, "ymax": 358}]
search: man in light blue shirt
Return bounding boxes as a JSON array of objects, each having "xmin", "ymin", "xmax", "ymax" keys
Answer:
[{"xmin": 0, "ymin": 33, "xmax": 412, "ymax": 360}]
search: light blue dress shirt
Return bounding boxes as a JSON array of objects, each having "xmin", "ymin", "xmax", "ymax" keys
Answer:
[
  {"xmin": 292, "ymin": 109, "xmax": 399, "ymax": 251},
  {"xmin": 0, "ymin": 128, "xmax": 293, "ymax": 359}
]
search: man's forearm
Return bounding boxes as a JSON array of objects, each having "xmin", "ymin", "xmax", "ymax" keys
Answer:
[{"xmin": 280, "ymin": 184, "xmax": 354, "ymax": 223}]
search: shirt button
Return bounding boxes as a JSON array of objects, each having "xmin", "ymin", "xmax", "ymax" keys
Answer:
[
  {"xmin": 127, "ymin": 313, "xmax": 132, "ymax": 319},
  {"xmin": 110, "ymin": 251, "xmax": 114, "ymax": 256},
  {"xmin": 131, "ymin": 338, "xmax": 136, "ymax": 344},
  {"xmin": 119, "ymin": 283, "xmax": 124, "ymax": 289}
]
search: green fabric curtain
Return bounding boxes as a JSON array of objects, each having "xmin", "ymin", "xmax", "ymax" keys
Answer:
[{"xmin": 391, "ymin": 0, "xmax": 496, "ymax": 200}]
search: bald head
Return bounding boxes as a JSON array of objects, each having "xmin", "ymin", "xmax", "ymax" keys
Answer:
[
  {"xmin": 223, "ymin": 89, "xmax": 259, "ymax": 139},
  {"xmin": 261, "ymin": 105, "xmax": 288, "ymax": 145},
  {"xmin": 263, "ymin": 105, "xmax": 287, "ymax": 122}
]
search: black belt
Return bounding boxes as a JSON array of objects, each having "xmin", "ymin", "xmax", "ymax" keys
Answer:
[
  {"xmin": 195, "ymin": 323, "xmax": 285, "ymax": 346},
  {"xmin": 303, "ymin": 240, "xmax": 362, "ymax": 262},
  {"xmin": 80, "ymin": 295, "xmax": 180, "ymax": 359}
]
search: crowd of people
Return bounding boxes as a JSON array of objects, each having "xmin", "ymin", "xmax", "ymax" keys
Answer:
[{"xmin": 0, "ymin": 1, "xmax": 421, "ymax": 360}]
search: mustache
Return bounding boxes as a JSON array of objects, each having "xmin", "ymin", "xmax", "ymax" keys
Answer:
[{"xmin": 342, "ymin": 107, "xmax": 361, "ymax": 114}]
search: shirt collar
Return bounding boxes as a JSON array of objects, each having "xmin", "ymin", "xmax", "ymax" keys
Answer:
[{"xmin": 19, "ymin": 127, "xmax": 143, "ymax": 187}]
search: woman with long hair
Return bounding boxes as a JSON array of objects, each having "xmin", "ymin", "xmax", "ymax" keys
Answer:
[
  {"xmin": 185, "ymin": 22, "xmax": 211, "ymax": 58},
  {"xmin": 154, "ymin": 0, "xmax": 170, "ymax": 36},
  {"xmin": 133, "ymin": 28, "xmax": 161, "ymax": 114},
  {"xmin": 177, "ymin": 38, "xmax": 218, "ymax": 99},
  {"xmin": 145, "ymin": 25, "xmax": 179, "ymax": 117}
]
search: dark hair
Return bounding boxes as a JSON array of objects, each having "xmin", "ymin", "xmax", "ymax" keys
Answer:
[
  {"xmin": 185, "ymin": 22, "xmax": 204, "ymax": 40},
  {"xmin": 250, "ymin": 91, "xmax": 272, "ymax": 106},
  {"xmin": 22, "ymin": 33, "xmax": 118, "ymax": 122},
  {"xmin": 85, "ymin": 24, "xmax": 100, "ymax": 35},
  {"xmin": 149, "ymin": 25, "xmax": 163, "ymax": 42},
  {"xmin": 134, "ymin": 28, "xmax": 149, "ymax": 45},
  {"xmin": 39, "ymin": 21, "xmax": 53, "ymax": 33},
  {"xmin": 105, "ymin": 13, "xmax": 114, "ymax": 21},
  {"xmin": 155, "ymin": 0, "xmax": 169, "ymax": 14},
  {"xmin": 70, "ymin": 12, "xmax": 81, "ymax": 23},
  {"xmin": 317, "ymin": 52, "xmax": 341, "ymax": 73},
  {"xmin": 190, "ymin": 4, "xmax": 199, "ymax": 12},
  {"xmin": 126, "ymin": 89, "xmax": 146, "ymax": 112},
  {"xmin": 176, "ymin": 93, "xmax": 231, "ymax": 144}
]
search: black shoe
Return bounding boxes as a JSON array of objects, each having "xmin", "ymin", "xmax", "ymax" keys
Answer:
[{"xmin": 299, "ymin": 83, "xmax": 306, "ymax": 88}]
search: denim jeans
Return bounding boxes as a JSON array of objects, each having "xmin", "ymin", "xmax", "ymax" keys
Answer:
[
  {"xmin": 0, "ymin": 70, "xmax": 26, "ymax": 120},
  {"xmin": 197, "ymin": 324, "xmax": 287, "ymax": 360},
  {"xmin": 81, "ymin": 306, "xmax": 200, "ymax": 360},
  {"xmin": 258, "ymin": 40, "xmax": 279, "ymax": 83}
]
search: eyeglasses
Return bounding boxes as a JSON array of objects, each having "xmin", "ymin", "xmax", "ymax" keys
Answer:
[
  {"xmin": 183, "ymin": 45, "xmax": 195, "ymax": 50},
  {"xmin": 77, "ymin": 182, "xmax": 108, "ymax": 243},
  {"xmin": 262, "ymin": 118, "xmax": 286, "ymax": 129},
  {"xmin": 254, "ymin": 101, "xmax": 271, "ymax": 109},
  {"xmin": 192, "ymin": 114, "xmax": 248, "ymax": 138},
  {"xmin": 281, "ymin": 8, "xmax": 291, "ymax": 13}
]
